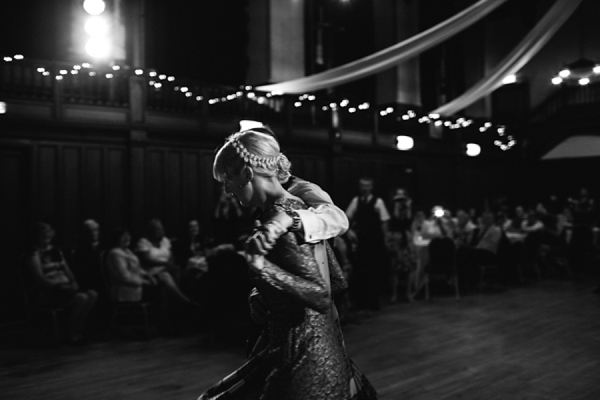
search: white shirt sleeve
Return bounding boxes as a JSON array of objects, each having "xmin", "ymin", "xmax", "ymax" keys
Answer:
[
  {"xmin": 345, "ymin": 197, "xmax": 359, "ymax": 221},
  {"xmin": 295, "ymin": 204, "xmax": 349, "ymax": 243},
  {"xmin": 374, "ymin": 198, "xmax": 391, "ymax": 222},
  {"xmin": 287, "ymin": 179, "xmax": 350, "ymax": 243}
]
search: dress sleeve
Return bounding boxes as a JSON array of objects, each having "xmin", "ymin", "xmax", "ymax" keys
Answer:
[
  {"xmin": 325, "ymin": 241, "xmax": 348, "ymax": 296},
  {"xmin": 257, "ymin": 230, "xmax": 331, "ymax": 314}
]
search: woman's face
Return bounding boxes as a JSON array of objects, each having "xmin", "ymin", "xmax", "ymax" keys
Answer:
[
  {"xmin": 119, "ymin": 231, "xmax": 131, "ymax": 248},
  {"xmin": 223, "ymin": 170, "xmax": 253, "ymax": 207},
  {"xmin": 150, "ymin": 221, "xmax": 165, "ymax": 240}
]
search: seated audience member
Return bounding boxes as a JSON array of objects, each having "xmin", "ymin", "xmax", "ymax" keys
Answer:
[
  {"xmin": 557, "ymin": 207, "xmax": 573, "ymax": 241},
  {"xmin": 173, "ymin": 219, "xmax": 210, "ymax": 271},
  {"xmin": 521, "ymin": 210, "xmax": 545, "ymax": 235},
  {"xmin": 71, "ymin": 219, "xmax": 105, "ymax": 299},
  {"xmin": 106, "ymin": 228, "xmax": 156, "ymax": 303},
  {"xmin": 135, "ymin": 219, "xmax": 197, "ymax": 315},
  {"xmin": 517, "ymin": 210, "xmax": 545, "ymax": 280},
  {"xmin": 136, "ymin": 219, "xmax": 178, "ymax": 275},
  {"xmin": 455, "ymin": 209, "xmax": 476, "ymax": 248},
  {"xmin": 456, "ymin": 211, "xmax": 502, "ymax": 289},
  {"xmin": 504, "ymin": 205, "xmax": 526, "ymax": 232},
  {"xmin": 495, "ymin": 211, "xmax": 509, "ymax": 231},
  {"xmin": 24, "ymin": 222, "xmax": 97, "ymax": 344},
  {"xmin": 421, "ymin": 207, "xmax": 454, "ymax": 240}
]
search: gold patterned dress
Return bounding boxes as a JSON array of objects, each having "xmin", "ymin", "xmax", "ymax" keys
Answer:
[{"xmin": 198, "ymin": 198, "xmax": 377, "ymax": 400}]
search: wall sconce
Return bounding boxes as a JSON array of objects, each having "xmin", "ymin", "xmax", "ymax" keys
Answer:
[
  {"xmin": 466, "ymin": 143, "xmax": 481, "ymax": 157},
  {"xmin": 396, "ymin": 135, "xmax": 414, "ymax": 151}
]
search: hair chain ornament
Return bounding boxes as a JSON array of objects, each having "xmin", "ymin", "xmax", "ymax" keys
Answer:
[{"xmin": 230, "ymin": 134, "xmax": 281, "ymax": 170}]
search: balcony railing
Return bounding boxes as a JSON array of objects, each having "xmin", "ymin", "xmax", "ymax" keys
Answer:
[
  {"xmin": 529, "ymin": 82, "xmax": 600, "ymax": 124},
  {"xmin": 0, "ymin": 57, "xmax": 431, "ymax": 141}
]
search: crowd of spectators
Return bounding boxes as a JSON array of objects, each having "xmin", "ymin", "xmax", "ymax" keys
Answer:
[
  {"xmin": 334, "ymin": 182, "xmax": 600, "ymax": 325},
  {"xmin": 13, "ymin": 181, "xmax": 600, "ymax": 346},
  {"xmin": 19, "ymin": 202, "xmax": 254, "ymax": 346}
]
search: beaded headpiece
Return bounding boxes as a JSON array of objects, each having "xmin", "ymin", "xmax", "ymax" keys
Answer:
[{"xmin": 229, "ymin": 131, "xmax": 281, "ymax": 170}]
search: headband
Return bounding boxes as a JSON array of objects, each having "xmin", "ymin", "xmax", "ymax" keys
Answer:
[{"xmin": 230, "ymin": 132, "xmax": 281, "ymax": 170}]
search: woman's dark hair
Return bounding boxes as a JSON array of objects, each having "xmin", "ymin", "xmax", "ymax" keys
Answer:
[{"xmin": 109, "ymin": 227, "xmax": 129, "ymax": 248}]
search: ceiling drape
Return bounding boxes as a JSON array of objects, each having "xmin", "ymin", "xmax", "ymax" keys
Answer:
[
  {"xmin": 254, "ymin": 0, "xmax": 508, "ymax": 94},
  {"xmin": 430, "ymin": 0, "xmax": 582, "ymax": 116}
]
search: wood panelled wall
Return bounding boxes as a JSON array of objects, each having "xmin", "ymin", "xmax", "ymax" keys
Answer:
[{"xmin": 0, "ymin": 127, "xmax": 527, "ymax": 258}]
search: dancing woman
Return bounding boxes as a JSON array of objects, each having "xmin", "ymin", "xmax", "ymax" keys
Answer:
[{"xmin": 198, "ymin": 129, "xmax": 377, "ymax": 399}]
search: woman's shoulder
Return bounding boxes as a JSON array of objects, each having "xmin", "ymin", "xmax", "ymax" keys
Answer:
[{"xmin": 268, "ymin": 197, "xmax": 307, "ymax": 215}]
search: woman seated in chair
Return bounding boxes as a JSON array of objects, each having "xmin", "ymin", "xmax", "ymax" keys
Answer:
[
  {"xmin": 24, "ymin": 222, "xmax": 97, "ymax": 344},
  {"xmin": 134, "ymin": 220, "xmax": 199, "ymax": 333},
  {"xmin": 134, "ymin": 219, "xmax": 194, "ymax": 305},
  {"xmin": 106, "ymin": 227, "xmax": 156, "ymax": 303}
]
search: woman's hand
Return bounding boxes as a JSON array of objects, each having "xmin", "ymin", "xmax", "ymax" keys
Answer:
[
  {"xmin": 245, "ymin": 220, "xmax": 288, "ymax": 255},
  {"xmin": 247, "ymin": 254, "xmax": 265, "ymax": 273}
]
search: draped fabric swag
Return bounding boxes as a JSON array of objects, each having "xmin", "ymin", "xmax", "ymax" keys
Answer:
[
  {"xmin": 255, "ymin": 0, "xmax": 508, "ymax": 94},
  {"xmin": 430, "ymin": 0, "xmax": 582, "ymax": 116}
]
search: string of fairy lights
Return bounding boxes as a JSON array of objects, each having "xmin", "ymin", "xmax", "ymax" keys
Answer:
[{"xmin": 2, "ymin": 54, "xmax": 516, "ymax": 151}]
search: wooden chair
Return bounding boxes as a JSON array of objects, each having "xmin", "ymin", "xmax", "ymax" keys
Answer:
[
  {"xmin": 17, "ymin": 261, "xmax": 67, "ymax": 346},
  {"xmin": 0, "ymin": 261, "xmax": 30, "ymax": 344},
  {"xmin": 476, "ymin": 233, "xmax": 512, "ymax": 292},
  {"xmin": 107, "ymin": 300, "xmax": 154, "ymax": 340},
  {"xmin": 424, "ymin": 237, "xmax": 460, "ymax": 300}
]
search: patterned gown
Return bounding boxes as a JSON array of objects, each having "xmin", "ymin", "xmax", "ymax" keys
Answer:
[{"xmin": 198, "ymin": 198, "xmax": 377, "ymax": 400}]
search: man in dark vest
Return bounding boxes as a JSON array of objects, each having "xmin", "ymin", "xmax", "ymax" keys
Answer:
[{"xmin": 345, "ymin": 177, "xmax": 390, "ymax": 311}]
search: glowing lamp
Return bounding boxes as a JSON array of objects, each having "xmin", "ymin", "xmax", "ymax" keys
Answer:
[
  {"xmin": 83, "ymin": 0, "xmax": 106, "ymax": 15},
  {"xmin": 579, "ymin": 77, "xmax": 590, "ymax": 86},
  {"xmin": 433, "ymin": 206, "xmax": 445, "ymax": 218},
  {"xmin": 239, "ymin": 120, "xmax": 264, "ymax": 131},
  {"xmin": 466, "ymin": 143, "xmax": 481, "ymax": 157},
  {"xmin": 502, "ymin": 74, "xmax": 517, "ymax": 85},
  {"xmin": 396, "ymin": 135, "xmax": 414, "ymax": 151},
  {"xmin": 84, "ymin": 16, "xmax": 109, "ymax": 37},
  {"xmin": 0, "ymin": 101, "xmax": 6, "ymax": 114},
  {"xmin": 85, "ymin": 38, "xmax": 111, "ymax": 59},
  {"xmin": 551, "ymin": 76, "xmax": 562, "ymax": 85},
  {"xmin": 558, "ymin": 68, "xmax": 570, "ymax": 78}
]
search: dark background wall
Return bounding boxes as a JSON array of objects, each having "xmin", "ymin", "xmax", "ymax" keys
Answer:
[{"xmin": 0, "ymin": 124, "xmax": 532, "ymax": 259}]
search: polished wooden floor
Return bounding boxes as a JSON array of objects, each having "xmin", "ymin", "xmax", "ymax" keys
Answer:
[{"xmin": 1, "ymin": 278, "xmax": 599, "ymax": 400}]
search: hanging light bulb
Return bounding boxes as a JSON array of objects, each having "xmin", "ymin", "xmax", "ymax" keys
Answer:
[
  {"xmin": 83, "ymin": 0, "xmax": 106, "ymax": 15},
  {"xmin": 579, "ymin": 77, "xmax": 590, "ymax": 85},
  {"xmin": 84, "ymin": 16, "xmax": 109, "ymax": 37},
  {"xmin": 558, "ymin": 68, "xmax": 570, "ymax": 78},
  {"xmin": 551, "ymin": 76, "xmax": 563, "ymax": 85}
]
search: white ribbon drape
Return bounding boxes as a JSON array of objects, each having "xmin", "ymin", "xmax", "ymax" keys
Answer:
[
  {"xmin": 255, "ymin": 0, "xmax": 508, "ymax": 94},
  {"xmin": 431, "ymin": 0, "xmax": 582, "ymax": 116}
]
